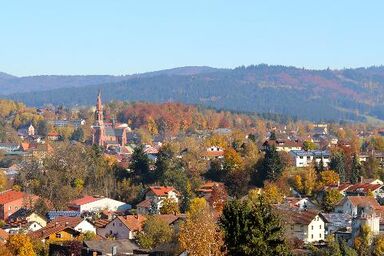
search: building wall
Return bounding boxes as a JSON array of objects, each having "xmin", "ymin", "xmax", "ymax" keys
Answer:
[
  {"xmin": 97, "ymin": 218, "xmax": 132, "ymax": 239},
  {"xmin": 75, "ymin": 220, "xmax": 96, "ymax": 233},
  {"xmin": 307, "ymin": 216, "xmax": 325, "ymax": 242},
  {"xmin": 0, "ymin": 198, "xmax": 24, "ymax": 220},
  {"xmin": 79, "ymin": 198, "xmax": 131, "ymax": 213},
  {"xmin": 47, "ymin": 229, "xmax": 77, "ymax": 242}
]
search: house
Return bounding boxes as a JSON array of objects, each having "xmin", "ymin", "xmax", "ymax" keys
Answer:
[
  {"xmin": 344, "ymin": 183, "xmax": 383, "ymax": 198},
  {"xmin": 5, "ymin": 208, "xmax": 47, "ymax": 233},
  {"xmin": 0, "ymin": 143, "xmax": 20, "ymax": 153},
  {"xmin": 29, "ymin": 224, "xmax": 80, "ymax": 243},
  {"xmin": 283, "ymin": 209, "xmax": 326, "ymax": 243},
  {"xmin": 83, "ymin": 239, "xmax": 140, "ymax": 256},
  {"xmin": 0, "ymin": 190, "xmax": 39, "ymax": 220},
  {"xmin": 335, "ymin": 196, "xmax": 382, "ymax": 217},
  {"xmin": 68, "ymin": 195, "xmax": 131, "ymax": 214},
  {"xmin": 283, "ymin": 197, "xmax": 318, "ymax": 210},
  {"xmin": 47, "ymin": 216, "xmax": 96, "ymax": 234},
  {"xmin": 196, "ymin": 181, "xmax": 226, "ymax": 201},
  {"xmin": 97, "ymin": 215, "xmax": 146, "ymax": 239},
  {"xmin": 358, "ymin": 152, "xmax": 384, "ymax": 165},
  {"xmin": 203, "ymin": 146, "xmax": 225, "ymax": 160},
  {"xmin": 290, "ymin": 150, "xmax": 330, "ymax": 168},
  {"xmin": 17, "ymin": 124, "xmax": 35, "ymax": 138},
  {"xmin": 47, "ymin": 132, "xmax": 61, "ymax": 141},
  {"xmin": 320, "ymin": 213, "xmax": 352, "ymax": 237},
  {"xmin": 46, "ymin": 211, "xmax": 81, "ymax": 221},
  {"xmin": 262, "ymin": 139, "xmax": 302, "ymax": 152},
  {"xmin": 137, "ymin": 186, "xmax": 179, "ymax": 214},
  {"xmin": 351, "ymin": 205, "xmax": 381, "ymax": 241}
]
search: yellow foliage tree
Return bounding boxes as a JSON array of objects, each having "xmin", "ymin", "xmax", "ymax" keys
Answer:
[
  {"xmin": 7, "ymin": 234, "xmax": 36, "ymax": 256},
  {"xmin": 179, "ymin": 198, "xmax": 223, "ymax": 256},
  {"xmin": 319, "ymin": 170, "xmax": 340, "ymax": 186},
  {"xmin": 373, "ymin": 235, "xmax": 384, "ymax": 256},
  {"xmin": 263, "ymin": 182, "xmax": 284, "ymax": 204}
]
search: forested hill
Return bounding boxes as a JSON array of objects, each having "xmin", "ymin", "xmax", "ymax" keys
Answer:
[{"xmin": 3, "ymin": 65, "xmax": 384, "ymax": 122}]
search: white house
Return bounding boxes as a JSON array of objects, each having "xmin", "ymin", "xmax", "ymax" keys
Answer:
[
  {"xmin": 97, "ymin": 215, "xmax": 146, "ymax": 240},
  {"xmin": 290, "ymin": 150, "xmax": 330, "ymax": 168},
  {"xmin": 49, "ymin": 216, "xmax": 96, "ymax": 234},
  {"xmin": 137, "ymin": 186, "xmax": 179, "ymax": 214},
  {"xmin": 68, "ymin": 195, "xmax": 131, "ymax": 213},
  {"xmin": 335, "ymin": 196, "xmax": 382, "ymax": 217},
  {"xmin": 284, "ymin": 209, "xmax": 326, "ymax": 243}
]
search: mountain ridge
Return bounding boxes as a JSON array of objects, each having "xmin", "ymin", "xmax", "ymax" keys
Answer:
[{"xmin": 3, "ymin": 64, "xmax": 384, "ymax": 122}]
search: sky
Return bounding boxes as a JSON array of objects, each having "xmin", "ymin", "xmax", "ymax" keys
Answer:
[{"xmin": 1, "ymin": 1, "xmax": 384, "ymax": 76}]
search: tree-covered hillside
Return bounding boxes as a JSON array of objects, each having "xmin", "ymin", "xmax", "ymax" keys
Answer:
[{"xmin": 4, "ymin": 65, "xmax": 384, "ymax": 122}]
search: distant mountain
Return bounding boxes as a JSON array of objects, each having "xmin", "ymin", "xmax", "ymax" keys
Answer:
[
  {"xmin": 0, "ymin": 66, "xmax": 219, "ymax": 95},
  {"xmin": 4, "ymin": 64, "xmax": 384, "ymax": 122},
  {"xmin": 0, "ymin": 72, "xmax": 17, "ymax": 80}
]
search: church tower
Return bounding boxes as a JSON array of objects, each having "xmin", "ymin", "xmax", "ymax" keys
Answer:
[{"xmin": 92, "ymin": 90, "xmax": 106, "ymax": 146}]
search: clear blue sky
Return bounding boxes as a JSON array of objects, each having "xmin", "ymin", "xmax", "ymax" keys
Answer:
[{"xmin": 1, "ymin": 1, "xmax": 383, "ymax": 76}]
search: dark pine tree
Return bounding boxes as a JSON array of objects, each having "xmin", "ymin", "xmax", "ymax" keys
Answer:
[
  {"xmin": 330, "ymin": 152, "xmax": 346, "ymax": 182},
  {"xmin": 350, "ymin": 154, "xmax": 361, "ymax": 184},
  {"xmin": 259, "ymin": 145, "xmax": 284, "ymax": 182},
  {"xmin": 129, "ymin": 144, "xmax": 151, "ymax": 184},
  {"xmin": 220, "ymin": 197, "xmax": 290, "ymax": 256}
]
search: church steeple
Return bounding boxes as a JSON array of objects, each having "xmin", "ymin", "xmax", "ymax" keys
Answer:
[
  {"xmin": 95, "ymin": 90, "xmax": 104, "ymax": 125},
  {"xmin": 93, "ymin": 90, "xmax": 106, "ymax": 147}
]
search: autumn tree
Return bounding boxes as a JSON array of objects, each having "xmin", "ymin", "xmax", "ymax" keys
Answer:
[
  {"xmin": 372, "ymin": 235, "xmax": 384, "ymax": 256},
  {"xmin": 354, "ymin": 224, "xmax": 372, "ymax": 256},
  {"xmin": 303, "ymin": 140, "xmax": 317, "ymax": 151},
  {"xmin": 319, "ymin": 170, "xmax": 339, "ymax": 187},
  {"xmin": 7, "ymin": 234, "xmax": 36, "ymax": 256},
  {"xmin": 220, "ymin": 197, "xmax": 289, "ymax": 256},
  {"xmin": 263, "ymin": 182, "xmax": 284, "ymax": 204},
  {"xmin": 179, "ymin": 198, "xmax": 223, "ymax": 256},
  {"xmin": 322, "ymin": 189, "xmax": 343, "ymax": 212},
  {"xmin": 160, "ymin": 198, "xmax": 180, "ymax": 214},
  {"xmin": 137, "ymin": 216, "xmax": 174, "ymax": 250}
]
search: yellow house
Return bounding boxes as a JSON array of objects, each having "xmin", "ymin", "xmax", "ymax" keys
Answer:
[{"xmin": 30, "ymin": 225, "xmax": 80, "ymax": 243}]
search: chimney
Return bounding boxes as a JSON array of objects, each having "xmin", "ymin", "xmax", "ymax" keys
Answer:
[
  {"xmin": 65, "ymin": 221, "xmax": 69, "ymax": 227},
  {"xmin": 55, "ymin": 222, "xmax": 59, "ymax": 227}
]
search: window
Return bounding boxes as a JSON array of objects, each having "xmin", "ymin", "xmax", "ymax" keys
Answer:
[
  {"xmin": 311, "ymin": 225, "xmax": 313, "ymax": 230},
  {"xmin": 311, "ymin": 234, "xmax": 313, "ymax": 239},
  {"xmin": 319, "ymin": 225, "xmax": 322, "ymax": 229},
  {"xmin": 55, "ymin": 233, "xmax": 62, "ymax": 238},
  {"xmin": 319, "ymin": 233, "xmax": 322, "ymax": 238}
]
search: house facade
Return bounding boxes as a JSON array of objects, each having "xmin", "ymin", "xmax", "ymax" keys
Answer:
[
  {"xmin": 137, "ymin": 186, "xmax": 179, "ymax": 214},
  {"xmin": 68, "ymin": 195, "xmax": 131, "ymax": 213},
  {"xmin": 0, "ymin": 190, "xmax": 39, "ymax": 220},
  {"xmin": 290, "ymin": 150, "xmax": 330, "ymax": 168}
]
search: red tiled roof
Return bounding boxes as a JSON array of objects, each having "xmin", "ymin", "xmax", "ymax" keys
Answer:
[
  {"xmin": 285, "ymin": 209, "xmax": 320, "ymax": 225},
  {"xmin": 47, "ymin": 216, "xmax": 83, "ymax": 228},
  {"xmin": 68, "ymin": 195, "xmax": 100, "ymax": 206},
  {"xmin": 29, "ymin": 225, "xmax": 79, "ymax": 240},
  {"xmin": 118, "ymin": 215, "xmax": 146, "ymax": 232},
  {"xmin": 94, "ymin": 219, "xmax": 110, "ymax": 228},
  {"xmin": 148, "ymin": 186, "xmax": 177, "ymax": 197},
  {"xmin": 0, "ymin": 228, "xmax": 9, "ymax": 242},
  {"xmin": 136, "ymin": 199, "xmax": 152, "ymax": 209},
  {"xmin": 0, "ymin": 190, "xmax": 38, "ymax": 205},
  {"xmin": 345, "ymin": 196, "xmax": 381, "ymax": 208},
  {"xmin": 156, "ymin": 214, "xmax": 186, "ymax": 225},
  {"xmin": 345, "ymin": 183, "xmax": 382, "ymax": 194}
]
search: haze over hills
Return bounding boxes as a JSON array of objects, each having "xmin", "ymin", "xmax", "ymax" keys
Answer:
[{"xmin": 2, "ymin": 64, "xmax": 384, "ymax": 122}]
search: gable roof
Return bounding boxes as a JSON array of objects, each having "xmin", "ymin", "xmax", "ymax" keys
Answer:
[
  {"xmin": 68, "ymin": 195, "xmax": 100, "ymax": 206},
  {"xmin": 136, "ymin": 199, "xmax": 153, "ymax": 209},
  {"xmin": 343, "ymin": 196, "xmax": 381, "ymax": 208},
  {"xmin": 280, "ymin": 209, "xmax": 321, "ymax": 225},
  {"xmin": 117, "ymin": 215, "xmax": 146, "ymax": 232},
  {"xmin": 84, "ymin": 239, "xmax": 139, "ymax": 254},
  {"xmin": 0, "ymin": 190, "xmax": 38, "ymax": 205},
  {"xmin": 29, "ymin": 225, "xmax": 79, "ymax": 240},
  {"xmin": 345, "ymin": 184, "xmax": 382, "ymax": 194},
  {"xmin": 148, "ymin": 186, "xmax": 177, "ymax": 197}
]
